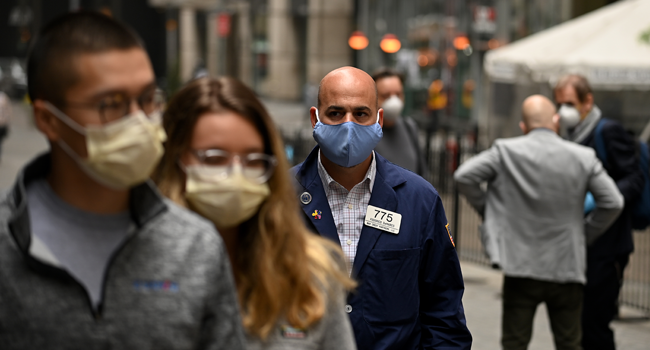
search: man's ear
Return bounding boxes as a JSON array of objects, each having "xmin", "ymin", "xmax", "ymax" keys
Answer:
[
  {"xmin": 584, "ymin": 93, "xmax": 594, "ymax": 113},
  {"xmin": 309, "ymin": 106, "xmax": 318, "ymax": 128},
  {"xmin": 519, "ymin": 121, "xmax": 527, "ymax": 135},
  {"xmin": 378, "ymin": 108, "xmax": 384, "ymax": 128},
  {"xmin": 552, "ymin": 114, "xmax": 560, "ymax": 134},
  {"xmin": 33, "ymin": 99, "xmax": 61, "ymax": 142}
]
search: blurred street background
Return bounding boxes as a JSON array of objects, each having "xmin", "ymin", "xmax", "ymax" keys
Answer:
[{"xmin": 2, "ymin": 0, "xmax": 650, "ymax": 348}]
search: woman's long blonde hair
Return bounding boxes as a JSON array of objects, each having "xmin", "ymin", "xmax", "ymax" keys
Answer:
[{"xmin": 152, "ymin": 77, "xmax": 355, "ymax": 339}]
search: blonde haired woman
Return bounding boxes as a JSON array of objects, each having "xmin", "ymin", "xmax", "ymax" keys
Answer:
[{"xmin": 152, "ymin": 77, "xmax": 356, "ymax": 349}]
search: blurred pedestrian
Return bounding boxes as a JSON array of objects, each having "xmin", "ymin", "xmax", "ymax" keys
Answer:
[
  {"xmin": 372, "ymin": 68, "xmax": 427, "ymax": 177},
  {"xmin": 292, "ymin": 66, "xmax": 472, "ymax": 349},
  {"xmin": 554, "ymin": 74, "xmax": 645, "ymax": 350},
  {"xmin": 152, "ymin": 76, "xmax": 357, "ymax": 350},
  {"xmin": 454, "ymin": 95, "xmax": 623, "ymax": 350},
  {"xmin": 0, "ymin": 12, "xmax": 245, "ymax": 349},
  {"xmin": 0, "ymin": 90, "xmax": 11, "ymax": 161}
]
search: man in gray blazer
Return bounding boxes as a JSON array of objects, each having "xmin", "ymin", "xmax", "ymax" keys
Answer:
[{"xmin": 454, "ymin": 95, "xmax": 623, "ymax": 350}]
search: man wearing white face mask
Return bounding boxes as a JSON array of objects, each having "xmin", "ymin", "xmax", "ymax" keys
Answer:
[
  {"xmin": 554, "ymin": 74, "xmax": 644, "ymax": 350},
  {"xmin": 0, "ymin": 12, "xmax": 245, "ymax": 349},
  {"xmin": 372, "ymin": 68, "xmax": 428, "ymax": 177}
]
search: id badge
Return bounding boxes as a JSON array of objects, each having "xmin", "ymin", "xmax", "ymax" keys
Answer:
[{"xmin": 364, "ymin": 205, "xmax": 402, "ymax": 234}]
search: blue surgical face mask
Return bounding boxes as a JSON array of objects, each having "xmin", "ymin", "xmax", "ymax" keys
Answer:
[{"xmin": 312, "ymin": 109, "xmax": 383, "ymax": 168}]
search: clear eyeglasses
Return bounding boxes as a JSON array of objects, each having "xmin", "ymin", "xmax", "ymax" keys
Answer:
[
  {"xmin": 190, "ymin": 149, "xmax": 278, "ymax": 184},
  {"xmin": 63, "ymin": 87, "xmax": 166, "ymax": 124}
]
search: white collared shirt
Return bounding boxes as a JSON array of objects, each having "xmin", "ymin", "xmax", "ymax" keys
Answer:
[{"xmin": 317, "ymin": 151, "xmax": 377, "ymax": 275}]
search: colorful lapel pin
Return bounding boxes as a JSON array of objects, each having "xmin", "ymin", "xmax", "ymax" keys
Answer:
[{"xmin": 311, "ymin": 210, "xmax": 322, "ymax": 220}]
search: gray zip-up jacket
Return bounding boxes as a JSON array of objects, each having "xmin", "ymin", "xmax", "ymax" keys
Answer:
[{"xmin": 0, "ymin": 153, "xmax": 246, "ymax": 349}]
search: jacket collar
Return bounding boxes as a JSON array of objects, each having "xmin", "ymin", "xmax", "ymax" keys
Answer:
[
  {"xmin": 294, "ymin": 146, "xmax": 407, "ymax": 276},
  {"xmin": 7, "ymin": 152, "xmax": 167, "ymax": 266},
  {"xmin": 528, "ymin": 127, "xmax": 556, "ymax": 135},
  {"xmin": 296, "ymin": 146, "xmax": 407, "ymax": 191},
  {"xmin": 317, "ymin": 150, "xmax": 378, "ymax": 195}
]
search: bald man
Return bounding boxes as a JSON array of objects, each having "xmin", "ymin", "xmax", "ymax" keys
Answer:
[
  {"xmin": 454, "ymin": 95, "xmax": 623, "ymax": 350},
  {"xmin": 292, "ymin": 67, "xmax": 472, "ymax": 349}
]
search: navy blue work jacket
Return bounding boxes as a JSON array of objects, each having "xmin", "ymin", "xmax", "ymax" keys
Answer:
[{"xmin": 291, "ymin": 147, "xmax": 472, "ymax": 350}]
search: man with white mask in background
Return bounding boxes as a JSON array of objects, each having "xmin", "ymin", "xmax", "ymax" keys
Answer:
[
  {"xmin": 554, "ymin": 74, "xmax": 644, "ymax": 350},
  {"xmin": 372, "ymin": 68, "xmax": 428, "ymax": 177},
  {"xmin": 0, "ymin": 12, "xmax": 245, "ymax": 349}
]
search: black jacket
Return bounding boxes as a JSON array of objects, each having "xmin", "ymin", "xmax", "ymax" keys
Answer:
[{"xmin": 581, "ymin": 119, "xmax": 645, "ymax": 257}]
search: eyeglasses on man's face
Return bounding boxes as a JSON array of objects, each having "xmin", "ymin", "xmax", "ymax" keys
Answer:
[{"xmin": 62, "ymin": 87, "xmax": 166, "ymax": 124}]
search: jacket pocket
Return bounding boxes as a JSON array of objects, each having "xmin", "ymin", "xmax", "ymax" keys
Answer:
[{"xmin": 360, "ymin": 248, "xmax": 420, "ymax": 325}]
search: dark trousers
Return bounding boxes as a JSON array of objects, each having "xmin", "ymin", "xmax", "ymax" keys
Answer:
[
  {"xmin": 581, "ymin": 253, "xmax": 629, "ymax": 350},
  {"xmin": 502, "ymin": 276, "xmax": 583, "ymax": 350},
  {"xmin": 0, "ymin": 126, "xmax": 7, "ymax": 160}
]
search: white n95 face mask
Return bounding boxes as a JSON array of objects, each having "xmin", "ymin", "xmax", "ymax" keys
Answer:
[
  {"xmin": 45, "ymin": 102, "xmax": 167, "ymax": 190},
  {"xmin": 184, "ymin": 164, "xmax": 271, "ymax": 229},
  {"xmin": 558, "ymin": 104, "xmax": 581, "ymax": 129},
  {"xmin": 381, "ymin": 95, "xmax": 404, "ymax": 122}
]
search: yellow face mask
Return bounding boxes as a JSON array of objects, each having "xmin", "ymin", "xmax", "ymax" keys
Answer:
[
  {"xmin": 184, "ymin": 164, "xmax": 271, "ymax": 229},
  {"xmin": 45, "ymin": 102, "xmax": 167, "ymax": 189}
]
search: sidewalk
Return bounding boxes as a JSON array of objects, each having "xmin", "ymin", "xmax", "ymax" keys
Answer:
[{"xmin": 461, "ymin": 261, "xmax": 650, "ymax": 350}]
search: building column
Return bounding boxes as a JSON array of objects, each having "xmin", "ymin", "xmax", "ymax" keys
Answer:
[
  {"xmin": 179, "ymin": 6, "xmax": 198, "ymax": 82},
  {"xmin": 236, "ymin": 1, "xmax": 253, "ymax": 86},
  {"xmin": 262, "ymin": 0, "xmax": 301, "ymax": 99},
  {"xmin": 306, "ymin": 0, "xmax": 353, "ymax": 86},
  {"xmin": 206, "ymin": 12, "xmax": 219, "ymax": 77}
]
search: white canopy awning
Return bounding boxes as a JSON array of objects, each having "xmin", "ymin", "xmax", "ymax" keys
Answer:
[{"xmin": 484, "ymin": 0, "xmax": 650, "ymax": 90}]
